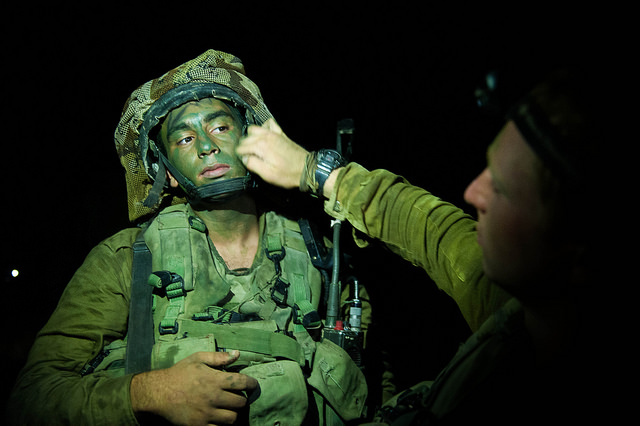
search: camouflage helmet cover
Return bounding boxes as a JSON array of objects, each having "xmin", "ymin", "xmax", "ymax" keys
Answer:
[{"xmin": 114, "ymin": 49, "xmax": 273, "ymax": 223}]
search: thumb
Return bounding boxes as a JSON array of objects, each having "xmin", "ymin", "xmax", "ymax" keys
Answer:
[
  {"xmin": 262, "ymin": 118, "xmax": 283, "ymax": 135},
  {"xmin": 198, "ymin": 350, "xmax": 240, "ymax": 368}
]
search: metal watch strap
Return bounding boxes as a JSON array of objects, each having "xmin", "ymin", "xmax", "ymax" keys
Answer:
[{"xmin": 314, "ymin": 149, "xmax": 346, "ymax": 197}]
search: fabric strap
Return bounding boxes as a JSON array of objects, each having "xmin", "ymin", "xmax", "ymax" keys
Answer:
[{"xmin": 125, "ymin": 231, "xmax": 154, "ymax": 375}]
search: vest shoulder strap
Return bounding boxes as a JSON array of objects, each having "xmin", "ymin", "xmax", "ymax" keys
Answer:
[{"xmin": 125, "ymin": 228, "xmax": 154, "ymax": 375}]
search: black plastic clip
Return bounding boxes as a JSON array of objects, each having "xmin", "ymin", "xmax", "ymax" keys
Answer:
[
  {"xmin": 271, "ymin": 277, "xmax": 290, "ymax": 306},
  {"xmin": 158, "ymin": 322, "xmax": 179, "ymax": 335},
  {"xmin": 265, "ymin": 246, "xmax": 286, "ymax": 275}
]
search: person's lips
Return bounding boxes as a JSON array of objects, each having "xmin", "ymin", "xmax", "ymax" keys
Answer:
[{"xmin": 200, "ymin": 164, "xmax": 230, "ymax": 178}]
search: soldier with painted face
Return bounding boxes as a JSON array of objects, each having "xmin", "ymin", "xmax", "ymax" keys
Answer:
[{"xmin": 8, "ymin": 50, "xmax": 370, "ymax": 425}]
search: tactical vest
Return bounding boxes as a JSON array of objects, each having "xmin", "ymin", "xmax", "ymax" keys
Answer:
[
  {"xmin": 145, "ymin": 205, "xmax": 322, "ymax": 369},
  {"xmin": 85, "ymin": 204, "xmax": 367, "ymax": 424}
]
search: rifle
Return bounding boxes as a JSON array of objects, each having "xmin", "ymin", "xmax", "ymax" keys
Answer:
[{"xmin": 322, "ymin": 118, "xmax": 364, "ymax": 367}]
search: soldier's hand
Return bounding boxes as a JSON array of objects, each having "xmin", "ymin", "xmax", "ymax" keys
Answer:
[
  {"xmin": 130, "ymin": 350, "xmax": 258, "ymax": 425},
  {"xmin": 237, "ymin": 119, "xmax": 309, "ymax": 189}
]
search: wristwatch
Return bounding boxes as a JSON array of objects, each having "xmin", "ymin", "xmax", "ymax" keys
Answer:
[{"xmin": 314, "ymin": 149, "xmax": 346, "ymax": 197}]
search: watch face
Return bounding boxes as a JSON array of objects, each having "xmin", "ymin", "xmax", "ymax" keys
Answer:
[
  {"xmin": 319, "ymin": 149, "xmax": 345, "ymax": 167},
  {"xmin": 314, "ymin": 149, "xmax": 345, "ymax": 196}
]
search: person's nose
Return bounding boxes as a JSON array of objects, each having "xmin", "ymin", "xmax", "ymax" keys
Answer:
[
  {"xmin": 464, "ymin": 168, "xmax": 491, "ymax": 215},
  {"xmin": 197, "ymin": 135, "xmax": 220, "ymax": 158}
]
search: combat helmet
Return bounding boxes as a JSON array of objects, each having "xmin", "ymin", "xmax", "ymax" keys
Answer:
[{"xmin": 115, "ymin": 49, "xmax": 273, "ymax": 223}]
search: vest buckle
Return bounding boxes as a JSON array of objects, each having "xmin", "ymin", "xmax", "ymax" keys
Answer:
[
  {"xmin": 265, "ymin": 245, "xmax": 286, "ymax": 275},
  {"xmin": 271, "ymin": 277, "xmax": 290, "ymax": 306}
]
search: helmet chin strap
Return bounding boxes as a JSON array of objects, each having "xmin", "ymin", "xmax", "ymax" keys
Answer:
[
  {"xmin": 159, "ymin": 152, "xmax": 255, "ymax": 206},
  {"xmin": 189, "ymin": 175, "xmax": 255, "ymax": 206}
]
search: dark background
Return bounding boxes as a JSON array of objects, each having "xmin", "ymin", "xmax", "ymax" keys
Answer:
[{"xmin": 2, "ymin": 3, "xmax": 621, "ymax": 416}]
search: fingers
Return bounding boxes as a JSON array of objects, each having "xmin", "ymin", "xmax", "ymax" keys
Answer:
[
  {"xmin": 236, "ymin": 119, "xmax": 308, "ymax": 189},
  {"xmin": 197, "ymin": 350, "xmax": 240, "ymax": 367},
  {"xmin": 221, "ymin": 370, "xmax": 259, "ymax": 392},
  {"xmin": 262, "ymin": 118, "xmax": 283, "ymax": 134},
  {"xmin": 239, "ymin": 119, "xmax": 285, "ymax": 155},
  {"xmin": 195, "ymin": 351, "xmax": 259, "ymax": 391},
  {"xmin": 134, "ymin": 351, "xmax": 259, "ymax": 425},
  {"xmin": 238, "ymin": 152, "xmax": 263, "ymax": 176},
  {"xmin": 236, "ymin": 127, "xmax": 268, "ymax": 160},
  {"xmin": 243, "ymin": 119, "xmax": 281, "ymax": 141}
]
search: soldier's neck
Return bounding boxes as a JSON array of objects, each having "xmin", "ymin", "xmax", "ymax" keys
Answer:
[{"xmin": 192, "ymin": 195, "xmax": 260, "ymax": 269}]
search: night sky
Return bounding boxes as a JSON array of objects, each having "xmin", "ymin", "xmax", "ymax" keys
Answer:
[{"xmin": 3, "ymin": 4, "xmax": 615, "ymax": 409}]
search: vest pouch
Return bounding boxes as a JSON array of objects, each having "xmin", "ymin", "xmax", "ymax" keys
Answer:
[
  {"xmin": 152, "ymin": 334, "xmax": 216, "ymax": 370},
  {"xmin": 240, "ymin": 360, "xmax": 308, "ymax": 425},
  {"xmin": 307, "ymin": 338, "xmax": 368, "ymax": 421}
]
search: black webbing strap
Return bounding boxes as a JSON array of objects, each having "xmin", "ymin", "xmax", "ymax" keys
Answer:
[{"xmin": 125, "ymin": 231, "xmax": 154, "ymax": 375}]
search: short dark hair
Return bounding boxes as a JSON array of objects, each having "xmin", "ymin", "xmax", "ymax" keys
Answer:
[{"xmin": 521, "ymin": 68, "xmax": 604, "ymax": 246}]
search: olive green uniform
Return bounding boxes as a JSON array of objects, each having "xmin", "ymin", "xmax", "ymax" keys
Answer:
[
  {"xmin": 8, "ymin": 207, "xmax": 369, "ymax": 424},
  {"xmin": 324, "ymin": 163, "xmax": 509, "ymax": 332},
  {"xmin": 325, "ymin": 163, "xmax": 593, "ymax": 424}
]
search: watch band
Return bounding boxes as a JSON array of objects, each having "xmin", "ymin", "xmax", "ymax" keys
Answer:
[{"xmin": 314, "ymin": 149, "xmax": 346, "ymax": 197}]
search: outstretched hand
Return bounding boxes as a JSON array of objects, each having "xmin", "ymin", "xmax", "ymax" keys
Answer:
[
  {"xmin": 236, "ymin": 119, "xmax": 309, "ymax": 189},
  {"xmin": 131, "ymin": 350, "xmax": 258, "ymax": 425}
]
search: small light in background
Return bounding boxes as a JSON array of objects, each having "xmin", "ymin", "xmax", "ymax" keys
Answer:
[{"xmin": 11, "ymin": 269, "xmax": 19, "ymax": 278}]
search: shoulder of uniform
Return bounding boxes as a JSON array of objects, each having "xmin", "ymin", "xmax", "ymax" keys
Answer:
[
  {"xmin": 99, "ymin": 227, "xmax": 142, "ymax": 253},
  {"xmin": 159, "ymin": 204, "xmax": 190, "ymax": 215},
  {"xmin": 97, "ymin": 205, "xmax": 191, "ymax": 253}
]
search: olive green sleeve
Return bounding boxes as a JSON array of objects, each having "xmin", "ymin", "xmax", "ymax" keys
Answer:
[
  {"xmin": 7, "ymin": 229, "xmax": 141, "ymax": 425},
  {"xmin": 324, "ymin": 163, "xmax": 510, "ymax": 331}
]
